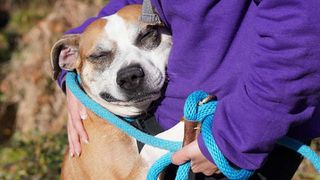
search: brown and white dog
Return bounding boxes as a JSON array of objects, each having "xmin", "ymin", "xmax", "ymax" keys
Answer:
[{"xmin": 51, "ymin": 5, "xmax": 187, "ymax": 179}]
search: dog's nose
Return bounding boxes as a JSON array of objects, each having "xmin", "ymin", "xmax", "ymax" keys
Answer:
[{"xmin": 116, "ymin": 65, "xmax": 145, "ymax": 90}]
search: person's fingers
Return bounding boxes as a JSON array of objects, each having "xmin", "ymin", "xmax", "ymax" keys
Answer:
[
  {"xmin": 191, "ymin": 161, "xmax": 218, "ymax": 175},
  {"xmin": 172, "ymin": 145, "xmax": 191, "ymax": 165},
  {"xmin": 191, "ymin": 162, "xmax": 219, "ymax": 175},
  {"xmin": 78, "ymin": 102, "xmax": 88, "ymax": 120},
  {"xmin": 202, "ymin": 169, "xmax": 216, "ymax": 176},
  {"xmin": 202, "ymin": 163, "xmax": 219, "ymax": 176},
  {"xmin": 68, "ymin": 114, "xmax": 82, "ymax": 156},
  {"xmin": 66, "ymin": 88, "xmax": 80, "ymax": 123},
  {"xmin": 67, "ymin": 118, "xmax": 75, "ymax": 157},
  {"xmin": 66, "ymin": 88, "xmax": 89, "ymax": 144},
  {"xmin": 71, "ymin": 113, "xmax": 89, "ymax": 144},
  {"xmin": 186, "ymin": 140, "xmax": 220, "ymax": 176},
  {"xmin": 191, "ymin": 164, "xmax": 201, "ymax": 173}
]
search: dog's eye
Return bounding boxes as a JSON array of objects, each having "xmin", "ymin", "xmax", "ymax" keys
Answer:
[
  {"xmin": 140, "ymin": 29, "xmax": 158, "ymax": 42},
  {"xmin": 135, "ymin": 25, "xmax": 161, "ymax": 50},
  {"xmin": 89, "ymin": 51, "xmax": 111, "ymax": 59},
  {"xmin": 87, "ymin": 51, "xmax": 113, "ymax": 64},
  {"xmin": 87, "ymin": 51, "xmax": 114, "ymax": 67}
]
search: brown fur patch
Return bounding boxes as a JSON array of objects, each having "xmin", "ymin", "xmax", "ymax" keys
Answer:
[
  {"xmin": 117, "ymin": 5, "xmax": 142, "ymax": 23},
  {"xmin": 77, "ymin": 19, "xmax": 107, "ymax": 86},
  {"xmin": 61, "ymin": 110, "xmax": 146, "ymax": 179},
  {"xmin": 79, "ymin": 19, "xmax": 107, "ymax": 60}
]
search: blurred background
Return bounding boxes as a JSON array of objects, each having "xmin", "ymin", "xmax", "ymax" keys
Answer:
[{"xmin": 0, "ymin": 0, "xmax": 318, "ymax": 179}]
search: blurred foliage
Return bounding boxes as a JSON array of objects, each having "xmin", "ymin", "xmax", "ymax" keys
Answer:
[
  {"xmin": 4, "ymin": 0, "xmax": 109, "ymax": 34},
  {"xmin": 0, "ymin": 0, "xmax": 55, "ymax": 63},
  {"xmin": 0, "ymin": 0, "xmax": 109, "ymax": 63},
  {"xmin": 7, "ymin": 0, "xmax": 56, "ymax": 34},
  {"xmin": 0, "ymin": 91, "xmax": 5, "ymax": 102},
  {"xmin": 0, "ymin": 130, "xmax": 67, "ymax": 180}
]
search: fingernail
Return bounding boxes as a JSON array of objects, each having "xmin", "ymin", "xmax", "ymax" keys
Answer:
[
  {"xmin": 80, "ymin": 114, "xmax": 87, "ymax": 120},
  {"xmin": 70, "ymin": 152, "xmax": 74, "ymax": 157},
  {"xmin": 83, "ymin": 139, "xmax": 89, "ymax": 144},
  {"xmin": 76, "ymin": 151, "xmax": 80, "ymax": 157}
]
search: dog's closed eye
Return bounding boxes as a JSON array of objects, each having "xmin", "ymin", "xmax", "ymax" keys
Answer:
[
  {"xmin": 86, "ymin": 50, "xmax": 115, "ymax": 71},
  {"xmin": 135, "ymin": 25, "xmax": 161, "ymax": 50},
  {"xmin": 87, "ymin": 50, "xmax": 114, "ymax": 63}
]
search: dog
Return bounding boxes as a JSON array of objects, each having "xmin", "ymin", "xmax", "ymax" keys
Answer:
[{"xmin": 51, "ymin": 5, "xmax": 189, "ymax": 179}]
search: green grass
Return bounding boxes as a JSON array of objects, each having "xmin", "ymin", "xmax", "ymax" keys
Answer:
[{"xmin": 0, "ymin": 131, "xmax": 67, "ymax": 180}]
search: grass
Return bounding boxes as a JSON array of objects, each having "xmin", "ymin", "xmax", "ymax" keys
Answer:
[{"xmin": 0, "ymin": 131, "xmax": 67, "ymax": 180}]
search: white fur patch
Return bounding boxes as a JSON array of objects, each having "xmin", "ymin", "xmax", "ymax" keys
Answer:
[{"xmin": 140, "ymin": 122, "xmax": 184, "ymax": 168}]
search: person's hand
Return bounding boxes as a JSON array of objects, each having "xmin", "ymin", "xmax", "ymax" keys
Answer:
[
  {"xmin": 66, "ymin": 87, "xmax": 89, "ymax": 157},
  {"xmin": 172, "ymin": 140, "xmax": 220, "ymax": 176}
]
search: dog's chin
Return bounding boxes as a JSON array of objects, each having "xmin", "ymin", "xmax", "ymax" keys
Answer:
[
  {"xmin": 97, "ymin": 102, "xmax": 151, "ymax": 117},
  {"xmin": 89, "ymin": 92, "xmax": 160, "ymax": 117}
]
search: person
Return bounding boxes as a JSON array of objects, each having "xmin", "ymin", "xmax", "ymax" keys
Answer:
[{"xmin": 56, "ymin": 0, "xmax": 320, "ymax": 179}]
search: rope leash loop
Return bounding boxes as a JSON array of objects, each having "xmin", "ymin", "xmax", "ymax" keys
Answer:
[
  {"xmin": 147, "ymin": 152, "xmax": 173, "ymax": 180},
  {"xmin": 183, "ymin": 91, "xmax": 254, "ymax": 179}
]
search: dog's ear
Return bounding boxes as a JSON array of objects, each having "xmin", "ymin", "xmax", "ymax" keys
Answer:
[{"xmin": 50, "ymin": 34, "xmax": 80, "ymax": 80}]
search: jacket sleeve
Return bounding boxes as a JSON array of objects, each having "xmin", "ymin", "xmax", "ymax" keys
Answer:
[
  {"xmin": 65, "ymin": 0, "xmax": 143, "ymax": 34},
  {"xmin": 57, "ymin": 0, "xmax": 143, "ymax": 90},
  {"xmin": 198, "ymin": 0, "xmax": 320, "ymax": 170}
]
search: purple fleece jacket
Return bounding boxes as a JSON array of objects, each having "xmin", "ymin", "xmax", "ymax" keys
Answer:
[{"xmin": 60, "ymin": 0, "xmax": 320, "ymax": 170}]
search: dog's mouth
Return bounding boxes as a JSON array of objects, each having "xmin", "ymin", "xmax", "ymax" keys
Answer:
[{"xmin": 99, "ymin": 91, "xmax": 161, "ymax": 104}]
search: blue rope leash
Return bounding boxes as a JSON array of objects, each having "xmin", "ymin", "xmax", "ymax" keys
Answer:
[
  {"xmin": 66, "ymin": 72, "xmax": 320, "ymax": 179},
  {"xmin": 146, "ymin": 152, "xmax": 174, "ymax": 179},
  {"xmin": 277, "ymin": 136, "xmax": 320, "ymax": 172}
]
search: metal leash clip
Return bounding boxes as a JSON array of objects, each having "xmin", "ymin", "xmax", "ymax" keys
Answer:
[{"xmin": 198, "ymin": 95, "xmax": 214, "ymax": 106}]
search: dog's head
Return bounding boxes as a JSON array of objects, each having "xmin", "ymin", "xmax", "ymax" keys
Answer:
[{"xmin": 51, "ymin": 5, "xmax": 172, "ymax": 117}]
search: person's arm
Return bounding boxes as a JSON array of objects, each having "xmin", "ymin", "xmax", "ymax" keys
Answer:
[
  {"xmin": 56, "ymin": 0, "xmax": 143, "ymax": 91},
  {"xmin": 198, "ymin": 0, "xmax": 320, "ymax": 170}
]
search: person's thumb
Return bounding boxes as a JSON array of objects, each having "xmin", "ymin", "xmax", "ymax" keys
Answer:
[{"xmin": 172, "ymin": 145, "xmax": 191, "ymax": 165}]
